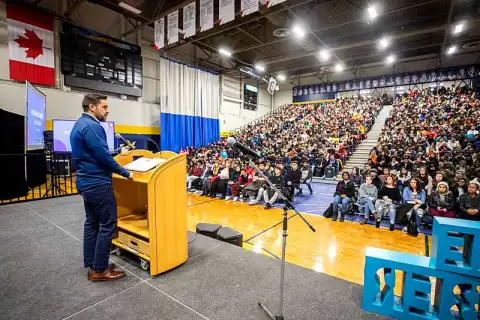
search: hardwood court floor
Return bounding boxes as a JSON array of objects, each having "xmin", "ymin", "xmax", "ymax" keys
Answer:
[{"xmin": 187, "ymin": 193, "xmax": 428, "ymax": 285}]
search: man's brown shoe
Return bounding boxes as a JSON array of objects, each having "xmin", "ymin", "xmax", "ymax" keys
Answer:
[
  {"xmin": 87, "ymin": 263, "xmax": 118, "ymax": 280},
  {"xmin": 89, "ymin": 269, "xmax": 126, "ymax": 282}
]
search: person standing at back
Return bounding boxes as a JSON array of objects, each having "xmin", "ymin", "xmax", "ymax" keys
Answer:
[{"xmin": 70, "ymin": 93, "xmax": 133, "ymax": 281}]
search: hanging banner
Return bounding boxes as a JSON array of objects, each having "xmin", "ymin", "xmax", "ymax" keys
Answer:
[
  {"xmin": 167, "ymin": 11, "xmax": 178, "ymax": 45},
  {"xmin": 265, "ymin": 0, "xmax": 287, "ymax": 8},
  {"xmin": 241, "ymin": 0, "xmax": 259, "ymax": 17},
  {"xmin": 154, "ymin": 18, "xmax": 164, "ymax": 50},
  {"xmin": 219, "ymin": 0, "xmax": 234, "ymax": 25},
  {"xmin": 183, "ymin": 2, "xmax": 196, "ymax": 38},
  {"xmin": 200, "ymin": 0, "xmax": 214, "ymax": 32},
  {"xmin": 292, "ymin": 64, "xmax": 479, "ymax": 102}
]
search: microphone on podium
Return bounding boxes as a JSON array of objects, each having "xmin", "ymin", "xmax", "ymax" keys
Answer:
[
  {"xmin": 226, "ymin": 137, "xmax": 261, "ymax": 159},
  {"xmin": 115, "ymin": 133, "xmax": 135, "ymax": 150}
]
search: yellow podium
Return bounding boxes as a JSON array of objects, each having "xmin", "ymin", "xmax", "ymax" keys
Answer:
[{"xmin": 111, "ymin": 149, "xmax": 188, "ymax": 276}]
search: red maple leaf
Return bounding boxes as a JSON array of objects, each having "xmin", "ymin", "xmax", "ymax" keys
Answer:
[{"xmin": 14, "ymin": 29, "xmax": 43, "ymax": 59}]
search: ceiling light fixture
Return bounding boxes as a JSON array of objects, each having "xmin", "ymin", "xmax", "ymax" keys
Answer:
[
  {"xmin": 453, "ymin": 23, "xmax": 463, "ymax": 34},
  {"xmin": 379, "ymin": 37, "xmax": 389, "ymax": 49},
  {"xmin": 386, "ymin": 54, "xmax": 396, "ymax": 64},
  {"xmin": 218, "ymin": 48, "xmax": 232, "ymax": 57},
  {"xmin": 118, "ymin": 1, "xmax": 141, "ymax": 14},
  {"xmin": 367, "ymin": 5, "xmax": 378, "ymax": 20},
  {"xmin": 255, "ymin": 64, "xmax": 265, "ymax": 72},
  {"xmin": 292, "ymin": 24, "xmax": 306, "ymax": 38},
  {"xmin": 319, "ymin": 49, "xmax": 331, "ymax": 61},
  {"xmin": 277, "ymin": 74, "xmax": 286, "ymax": 81},
  {"xmin": 334, "ymin": 63, "xmax": 344, "ymax": 72},
  {"xmin": 447, "ymin": 45, "xmax": 457, "ymax": 55}
]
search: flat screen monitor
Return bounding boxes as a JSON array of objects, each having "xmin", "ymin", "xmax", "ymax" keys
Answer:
[
  {"xmin": 53, "ymin": 119, "xmax": 115, "ymax": 152},
  {"xmin": 26, "ymin": 81, "xmax": 47, "ymax": 150}
]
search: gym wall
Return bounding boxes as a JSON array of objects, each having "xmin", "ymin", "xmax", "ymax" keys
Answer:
[{"xmin": 220, "ymin": 75, "xmax": 273, "ymax": 133}]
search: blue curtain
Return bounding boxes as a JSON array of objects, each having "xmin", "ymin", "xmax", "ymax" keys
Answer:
[{"xmin": 160, "ymin": 113, "xmax": 219, "ymax": 152}]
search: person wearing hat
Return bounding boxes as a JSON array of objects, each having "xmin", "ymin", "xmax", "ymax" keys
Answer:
[
  {"xmin": 428, "ymin": 182, "xmax": 456, "ymax": 218},
  {"xmin": 458, "ymin": 182, "xmax": 480, "ymax": 221}
]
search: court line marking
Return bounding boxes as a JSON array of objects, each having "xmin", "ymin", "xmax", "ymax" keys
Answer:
[{"xmin": 28, "ymin": 207, "xmax": 212, "ymax": 320}]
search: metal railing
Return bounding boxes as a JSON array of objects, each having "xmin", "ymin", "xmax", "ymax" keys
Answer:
[{"xmin": 0, "ymin": 152, "xmax": 77, "ymax": 205}]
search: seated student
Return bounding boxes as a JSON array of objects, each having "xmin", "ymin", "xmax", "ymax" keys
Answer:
[
  {"xmin": 263, "ymin": 166, "xmax": 284, "ymax": 209},
  {"xmin": 235, "ymin": 168, "xmax": 252, "ymax": 201},
  {"xmin": 225, "ymin": 164, "xmax": 241, "ymax": 201},
  {"xmin": 453, "ymin": 177, "xmax": 468, "ymax": 201},
  {"xmin": 286, "ymin": 161, "xmax": 302, "ymax": 198},
  {"xmin": 397, "ymin": 166, "xmax": 411, "ymax": 186},
  {"xmin": 402, "ymin": 178, "xmax": 427, "ymax": 233},
  {"xmin": 246, "ymin": 162, "xmax": 269, "ymax": 205},
  {"xmin": 209, "ymin": 160, "xmax": 231, "ymax": 199},
  {"xmin": 332, "ymin": 172, "xmax": 355, "ymax": 222},
  {"xmin": 377, "ymin": 175, "xmax": 402, "ymax": 231},
  {"xmin": 458, "ymin": 182, "xmax": 480, "ymax": 221},
  {"xmin": 298, "ymin": 160, "xmax": 313, "ymax": 195},
  {"xmin": 369, "ymin": 169, "xmax": 383, "ymax": 189},
  {"xmin": 351, "ymin": 167, "xmax": 363, "ymax": 186},
  {"xmin": 187, "ymin": 160, "xmax": 204, "ymax": 191},
  {"xmin": 428, "ymin": 181, "xmax": 455, "ymax": 218},
  {"xmin": 357, "ymin": 175, "xmax": 378, "ymax": 225}
]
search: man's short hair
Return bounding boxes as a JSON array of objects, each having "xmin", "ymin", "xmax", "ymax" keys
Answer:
[{"xmin": 82, "ymin": 93, "xmax": 107, "ymax": 112}]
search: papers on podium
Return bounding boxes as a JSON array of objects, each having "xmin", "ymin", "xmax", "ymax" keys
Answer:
[{"xmin": 124, "ymin": 157, "xmax": 166, "ymax": 172}]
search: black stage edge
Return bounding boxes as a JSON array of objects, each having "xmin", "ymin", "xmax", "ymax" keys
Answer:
[{"xmin": 0, "ymin": 196, "xmax": 389, "ymax": 320}]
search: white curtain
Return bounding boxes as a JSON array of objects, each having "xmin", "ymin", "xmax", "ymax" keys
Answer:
[
  {"xmin": 195, "ymin": 68, "xmax": 220, "ymax": 119},
  {"xmin": 159, "ymin": 58, "xmax": 220, "ymax": 151}
]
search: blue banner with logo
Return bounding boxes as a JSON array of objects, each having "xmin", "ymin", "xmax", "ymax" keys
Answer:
[{"xmin": 293, "ymin": 65, "xmax": 478, "ymax": 102}]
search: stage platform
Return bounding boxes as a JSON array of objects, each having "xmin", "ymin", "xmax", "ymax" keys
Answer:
[{"xmin": 0, "ymin": 196, "xmax": 387, "ymax": 320}]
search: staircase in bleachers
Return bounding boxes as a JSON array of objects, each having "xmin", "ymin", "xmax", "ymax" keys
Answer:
[
  {"xmin": 314, "ymin": 105, "xmax": 392, "ymax": 184},
  {"xmin": 339, "ymin": 105, "xmax": 393, "ymax": 176}
]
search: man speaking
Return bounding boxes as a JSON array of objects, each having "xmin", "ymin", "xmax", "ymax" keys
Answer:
[{"xmin": 70, "ymin": 93, "xmax": 133, "ymax": 282}]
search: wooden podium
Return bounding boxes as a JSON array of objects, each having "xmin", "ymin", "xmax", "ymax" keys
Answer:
[{"xmin": 111, "ymin": 149, "xmax": 188, "ymax": 276}]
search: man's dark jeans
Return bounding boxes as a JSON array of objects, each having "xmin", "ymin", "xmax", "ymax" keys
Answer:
[{"xmin": 80, "ymin": 183, "xmax": 117, "ymax": 272}]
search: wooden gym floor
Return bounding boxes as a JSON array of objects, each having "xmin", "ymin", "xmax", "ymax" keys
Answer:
[{"xmin": 186, "ymin": 188, "xmax": 428, "ymax": 286}]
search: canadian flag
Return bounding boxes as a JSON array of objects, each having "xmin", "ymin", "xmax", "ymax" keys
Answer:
[{"xmin": 7, "ymin": 3, "xmax": 55, "ymax": 86}]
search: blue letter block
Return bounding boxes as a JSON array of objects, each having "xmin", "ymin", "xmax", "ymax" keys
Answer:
[
  {"xmin": 363, "ymin": 247, "xmax": 480, "ymax": 320},
  {"xmin": 430, "ymin": 217, "xmax": 480, "ymax": 278}
]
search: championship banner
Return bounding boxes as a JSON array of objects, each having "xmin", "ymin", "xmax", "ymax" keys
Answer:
[
  {"xmin": 154, "ymin": 18, "xmax": 164, "ymax": 50},
  {"xmin": 219, "ymin": 0, "xmax": 234, "ymax": 25},
  {"xmin": 183, "ymin": 3, "xmax": 196, "ymax": 38},
  {"xmin": 200, "ymin": 0, "xmax": 214, "ymax": 32},
  {"xmin": 167, "ymin": 11, "xmax": 178, "ymax": 45},
  {"xmin": 265, "ymin": 0, "xmax": 287, "ymax": 8},
  {"xmin": 241, "ymin": 0, "xmax": 259, "ymax": 17}
]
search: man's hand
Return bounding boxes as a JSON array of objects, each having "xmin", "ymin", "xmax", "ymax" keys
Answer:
[{"xmin": 128, "ymin": 172, "xmax": 134, "ymax": 180}]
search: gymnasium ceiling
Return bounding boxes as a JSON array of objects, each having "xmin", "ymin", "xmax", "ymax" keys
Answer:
[{"xmin": 30, "ymin": 0, "xmax": 480, "ymax": 80}]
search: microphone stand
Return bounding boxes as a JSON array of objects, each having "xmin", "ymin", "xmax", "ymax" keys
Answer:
[
  {"xmin": 247, "ymin": 159, "xmax": 316, "ymax": 320},
  {"xmin": 145, "ymin": 136, "xmax": 162, "ymax": 158}
]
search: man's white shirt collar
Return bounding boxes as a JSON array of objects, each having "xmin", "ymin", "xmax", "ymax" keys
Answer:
[{"xmin": 83, "ymin": 112, "xmax": 100, "ymax": 123}]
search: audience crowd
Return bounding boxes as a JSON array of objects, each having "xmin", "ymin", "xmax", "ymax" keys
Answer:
[
  {"xmin": 331, "ymin": 85, "xmax": 480, "ymax": 233},
  {"xmin": 183, "ymin": 97, "xmax": 382, "ymax": 206},
  {"xmin": 183, "ymin": 85, "xmax": 480, "ymax": 232}
]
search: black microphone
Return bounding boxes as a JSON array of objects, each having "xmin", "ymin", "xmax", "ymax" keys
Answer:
[
  {"xmin": 115, "ymin": 133, "xmax": 135, "ymax": 150},
  {"xmin": 227, "ymin": 137, "xmax": 261, "ymax": 159}
]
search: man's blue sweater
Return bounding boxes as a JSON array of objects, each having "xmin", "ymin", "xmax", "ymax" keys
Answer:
[{"xmin": 70, "ymin": 113, "xmax": 130, "ymax": 192}]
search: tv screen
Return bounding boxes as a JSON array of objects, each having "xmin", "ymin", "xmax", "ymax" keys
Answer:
[
  {"xmin": 53, "ymin": 119, "xmax": 115, "ymax": 152},
  {"xmin": 26, "ymin": 81, "xmax": 46, "ymax": 150}
]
